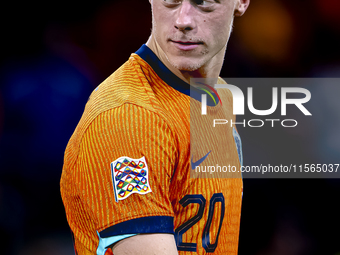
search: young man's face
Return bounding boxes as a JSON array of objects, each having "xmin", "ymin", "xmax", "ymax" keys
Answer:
[{"xmin": 150, "ymin": 0, "xmax": 240, "ymax": 72}]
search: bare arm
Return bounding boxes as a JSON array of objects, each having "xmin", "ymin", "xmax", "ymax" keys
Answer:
[{"xmin": 112, "ymin": 234, "xmax": 178, "ymax": 255}]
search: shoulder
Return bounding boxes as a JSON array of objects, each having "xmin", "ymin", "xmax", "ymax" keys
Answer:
[
  {"xmin": 88, "ymin": 56, "xmax": 155, "ymax": 114},
  {"xmin": 63, "ymin": 55, "xmax": 173, "ymax": 170},
  {"xmin": 82, "ymin": 54, "xmax": 166, "ymax": 133}
]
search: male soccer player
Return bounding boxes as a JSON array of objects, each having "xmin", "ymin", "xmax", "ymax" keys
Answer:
[{"xmin": 60, "ymin": 0, "xmax": 249, "ymax": 254}]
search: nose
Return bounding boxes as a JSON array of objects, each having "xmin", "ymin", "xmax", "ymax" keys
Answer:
[{"xmin": 174, "ymin": 1, "xmax": 196, "ymax": 32}]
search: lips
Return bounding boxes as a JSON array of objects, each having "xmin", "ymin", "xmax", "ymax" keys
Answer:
[
  {"xmin": 170, "ymin": 40, "xmax": 203, "ymax": 51},
  {"xmin": 172, "ymin": 40, "xmax": 202, "ymax": 45}
]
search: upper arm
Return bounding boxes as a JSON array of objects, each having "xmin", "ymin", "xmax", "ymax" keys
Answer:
[
  {"xmin": 112, "ymin": 234, "xmax": 178, "ymax": 255},
  {"xmin": 62, "ymin": 103, "xmax": 178, "ymax": 254}
]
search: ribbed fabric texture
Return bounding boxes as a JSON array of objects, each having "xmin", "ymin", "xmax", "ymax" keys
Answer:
[{"xmin": 60, "ymin": 53, "xmax": 242, "ymax": 255}]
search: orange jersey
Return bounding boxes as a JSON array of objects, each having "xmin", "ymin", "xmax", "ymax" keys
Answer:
[{"xmin": 60, "ymin": 45, "xmax": 243, "ymax": 255}]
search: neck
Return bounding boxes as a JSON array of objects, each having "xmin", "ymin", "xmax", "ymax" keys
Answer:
[{"xmin": 146, "ymin": 35, "xmax": 225, "ymax": 86}]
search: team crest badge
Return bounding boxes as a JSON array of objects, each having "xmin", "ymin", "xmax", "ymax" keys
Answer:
[{"xmin": 111, "ymin": 156, "xmax": 152, "ymax": 202}]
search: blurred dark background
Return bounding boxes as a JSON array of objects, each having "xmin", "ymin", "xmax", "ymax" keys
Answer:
[{"xmin": 0, "ymin": 0, "xmax": 339, "ymax": 254}]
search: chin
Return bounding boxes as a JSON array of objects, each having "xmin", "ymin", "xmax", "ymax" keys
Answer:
[{"xmin": 169, "ymin": 58, "xmax": 205, "ymax": 72}]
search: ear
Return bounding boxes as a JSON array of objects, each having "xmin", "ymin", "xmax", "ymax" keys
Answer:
[{"xmin": 234, "ymin": 0, "xmax": 250, "ymax": 17}]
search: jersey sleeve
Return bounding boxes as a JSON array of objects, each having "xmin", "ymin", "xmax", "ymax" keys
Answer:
[{"xmin": 61, "ymin": 103, "xmax": 178, "ymax": 254}]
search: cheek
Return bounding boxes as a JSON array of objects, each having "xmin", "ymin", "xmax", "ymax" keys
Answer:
[
  {"xmin": 152, "ymin": 6, "xmax": 171, "ymax": 35},
  {"xmin": 205, "ymin": 16, "xmax": 233, "ymax": 45},
  {"xmin": 152, "ymin": 3, "xmax": 163, "ymax": 28}
]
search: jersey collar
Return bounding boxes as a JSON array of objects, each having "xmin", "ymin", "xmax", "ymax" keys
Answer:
[{"xmin": 136, "ymin": 44, "xmax": 219, "ymax": 106}]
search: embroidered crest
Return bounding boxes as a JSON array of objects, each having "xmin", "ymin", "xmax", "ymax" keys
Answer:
[{"xmin": 111, "ymin": 156, "xmax": 152, "ymax": 202}]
